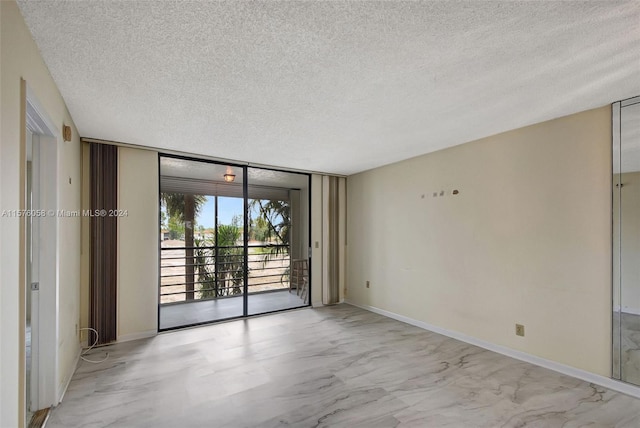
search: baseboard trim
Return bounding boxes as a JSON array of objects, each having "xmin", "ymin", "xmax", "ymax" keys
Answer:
[
  {"xmin": 117, "ymin": 330, "xmax": 157, "ymax": 343},
  {"xmin": 57, "ymin": 345, "xmax": 81, "ymax": 404},
  {"xmin": 345, "ymin": 300, "xmax": 640, "ymax": 399}
]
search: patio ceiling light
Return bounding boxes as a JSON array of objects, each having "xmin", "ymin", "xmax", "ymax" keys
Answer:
[{"xmin": 223, "ymin": 173, "xmax": 236, "ymax": 183}]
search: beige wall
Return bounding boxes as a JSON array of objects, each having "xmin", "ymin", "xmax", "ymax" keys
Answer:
[
  {"xmin": 56, "ymin": 126, "xmax": 82, "ymax": 399},
  {"xmin": 81, "ymin": 145, "xmax": 159, "ymax": 342},
  {"xmin": 80, "ymin": 143, "xmax": 159, "ymax": 341},
  {"xmin": 1, "ymin": 1, "xmax": 82, "ymax": 426},
  {"xmin": 347, "ymin": 106, "xmax": 612, "ymax": 376},
  {"xmin": 117, "ymin": 147, "xmax": 159, "ymax": 340},
  {"xmin": 81, "ymin": 149, "xmax": 320, "ymax": 337},
  {"xmin": 614, "ymin": 171, "xmax": 640, "ymax": 314}
]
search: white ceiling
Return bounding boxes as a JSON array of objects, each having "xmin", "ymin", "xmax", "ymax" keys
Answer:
[{"xmin": 17, "ymin": 1, "xmax": 640, "ymax": 175}]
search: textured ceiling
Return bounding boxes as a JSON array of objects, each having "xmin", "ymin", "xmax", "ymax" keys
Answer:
[{"xmin": 17, "ymin": 1, "xmax": 640, "ymax": 175}]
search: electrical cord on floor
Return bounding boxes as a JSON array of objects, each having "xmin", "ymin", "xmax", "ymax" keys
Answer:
[{"xmin": 79, "ymin": 327, "xmax": 109, "ymax": 364}]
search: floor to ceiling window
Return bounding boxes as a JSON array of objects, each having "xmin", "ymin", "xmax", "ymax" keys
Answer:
[{"xmin": 158, "ymin": 155, "xmax": 310, "ymax": 330}]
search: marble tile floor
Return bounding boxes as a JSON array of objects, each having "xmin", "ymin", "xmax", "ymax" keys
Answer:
[
  {"xmin": 160, "ymin": 290, "xmax": 307, "ymax": 330},
  {"xmin": 26, "ymin": 324, "xmax": 33, "ymax": 423},
  {"xmin": 613, "ymin": 311, "xmax": 640, "ymax": 386},
  {"xmin": 49, "ymin": 304, "xmax": 640, "ymax": 428}
]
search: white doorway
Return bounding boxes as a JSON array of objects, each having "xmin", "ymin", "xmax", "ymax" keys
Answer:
[{"xmin": 25, "ymin": 86, "xmax": 59, "ymax": 425}]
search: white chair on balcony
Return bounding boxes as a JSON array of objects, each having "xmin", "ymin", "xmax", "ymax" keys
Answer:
[{"xmin": 290, "ymin": 259, "xmax": 309, "ymax": 303}]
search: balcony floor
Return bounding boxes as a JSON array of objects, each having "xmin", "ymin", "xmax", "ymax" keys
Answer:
[{"xmin": 159, "ymin": 289, "xmax": 307, "ymax": 330}]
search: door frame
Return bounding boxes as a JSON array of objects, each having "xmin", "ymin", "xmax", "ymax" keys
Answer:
[
  {"xmin": 23, "ymin": 82, "xmax": 60, "ymax": 418},
  {"xmin": 157, "ymin": 153, "xmax": 312, "ymax": 330}
]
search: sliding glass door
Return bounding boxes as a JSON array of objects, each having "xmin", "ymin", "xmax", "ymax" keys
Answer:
[
  {"xmin": 158, "ymin": 155, "xmax": 310, "ymax": 330},
  {"xmin": 247, "ymin": 167, "xmax": 310, "ymax": 315},
  {"xmin": 159, "ymin": 158, "xmax": 246, "ymax": 329}
]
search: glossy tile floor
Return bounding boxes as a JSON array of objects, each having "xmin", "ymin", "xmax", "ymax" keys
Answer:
[
  {"xmin": 49, "ymin": 304, "xmax": 640, "ymax": 427},
  {"xmin": 614, "ymin": 312, "xmax": 640, "ymax": 386},
  {"xmin": 160, "ymin": 290, "xmax": 307, "ymax": 330},
  {"xmin": 26, "ymin": 325, "xmax": 33, "ymax": 423}
]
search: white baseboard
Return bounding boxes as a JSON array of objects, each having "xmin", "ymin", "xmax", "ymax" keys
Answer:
[
  {"xmin": 57, "ymin": 345, "xmax": 81, "ymax": 404},
  {"xmin": 117, "ymin": 329, "xmax": 157, "ymax": 343},
  {"xmin": 345, "ymin": 300, "xmax": 640, "ymax": 400},
  {"xmin": 312, "ymin": 300, "xmax": 323, "ymax": 308}
]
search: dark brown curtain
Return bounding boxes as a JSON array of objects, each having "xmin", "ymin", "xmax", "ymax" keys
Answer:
[{"xmin": 89, "ymin": 143, "xmax": 118, "ymax": 345}]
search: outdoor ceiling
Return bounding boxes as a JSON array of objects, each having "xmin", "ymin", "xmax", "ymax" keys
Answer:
[
  {"xmin": 615, "ymin": 101, "xmax": 640, "ymax": 174},
  {"xmin": 160, "ymin": 156, "xmax": 309, "ymax": 189},
  {"xmin": 17, "ymin": 1, "xmax": 640, "ymax": 176}
]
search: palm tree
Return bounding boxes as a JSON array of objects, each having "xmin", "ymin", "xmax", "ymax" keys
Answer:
[
  {"xmin": 216, "ymin": 222, "xmax": 244, "ymax": 296},
  {"xmin": 249, "ymin": 199, "xmax": 290, "ymax": 247},
  {"xmin": 194, "ymin": 218, "xmax": 244, "ymax": 298},
  {"xmin": 249, "ymin": 199, "xmax": 291, "ymax": 286},
  {"xmin": 161, "ymin": 193, "xmax": 206, "ymax": 300}
]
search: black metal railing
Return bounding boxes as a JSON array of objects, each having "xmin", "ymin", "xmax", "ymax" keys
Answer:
[{"xmin": 160, "ymin": 244, "xmax": 290, "ymax": 304}]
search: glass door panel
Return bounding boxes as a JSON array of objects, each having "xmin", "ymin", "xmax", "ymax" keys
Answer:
[
  {"xmin": 247, "ymin": 167, "xmax": 310, "ymax": 315},
  {"xmin": 158, "ymin": 156, "xmax": 311, "ymax": 329},
  {"xmin": 613, "ymin": 98, "xmax": 640, "ymax": 385},
  {"xmin": 159, "ymin": 157, "xmax": 246, "ymax": 329}
]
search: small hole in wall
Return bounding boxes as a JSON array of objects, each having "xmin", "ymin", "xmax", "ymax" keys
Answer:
[{"xmin": 453, "ymin": 189, "xmax": 459, "ymax": 195}]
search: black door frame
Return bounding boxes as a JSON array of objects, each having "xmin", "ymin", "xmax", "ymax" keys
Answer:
[{"xmin": 157, "ymin": 153, "xmax": 311, "ymax": 331}]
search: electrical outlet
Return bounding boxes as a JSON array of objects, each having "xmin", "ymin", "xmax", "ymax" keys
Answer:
[
  {"xmin": 366, "ymin": 280, "xmax": 370, "ymax": 288},
  {"xmin": 515, "ymin": 324, "xmax": 525, "ymax": 337}
]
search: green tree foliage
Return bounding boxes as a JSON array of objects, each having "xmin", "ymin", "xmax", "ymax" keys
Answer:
[
  {"xmin": 161, "ymin": 193, "xmax": 207, "ymax": 240},
  {"xmin": 161, "ymin": 193, "xmax": 294, "ymax": 299},
  {"xmin": 195, "ymin": 216, "xmax": 244, "ymax": 298},
  {"xmin": 249, "ymin": 199, "xmax": 291, "ymax": 285},
  {"xmin": 167, "ymin": 216, "xmax": 184, "ymax": 240},
  {"xmin": 161, "ymin": 192, "xmax": 207, "ymax": 300},
  {"xmin": 249, "ymin": 199, "xmax": 290, "ymax": 246},
  {"xmin": 250, "ymin": 215, "xmax": 270, "ymax": 242},
  {"xmin": 161, "ymin": 193, "xmax": 207, "ymax": 222}
]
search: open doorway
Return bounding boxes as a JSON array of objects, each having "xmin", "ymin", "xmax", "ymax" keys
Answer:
[
  {"xmin": 158, "ymin": 155, "xmax": 310, "ymax": 330},
  {"xmin": 24, "ymin": 86, "xmax": 59, "ymax": 426}
]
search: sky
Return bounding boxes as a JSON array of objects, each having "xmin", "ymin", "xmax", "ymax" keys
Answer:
[
  {"xmin": 198, "ymin": 196, "xmax": 244, "ymax": 228},
  {"xmin": 161, "ymin": 195, "xmax": 284, "ymax": 230},
  {"xmin": 161, "ymin": 196, "xmax": 243, "ymax": 229}
]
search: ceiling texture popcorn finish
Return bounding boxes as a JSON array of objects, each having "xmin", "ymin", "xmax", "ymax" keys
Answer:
[{"xmin": 17, "ymin": 1, "xmax": 640, "ymax": 175}]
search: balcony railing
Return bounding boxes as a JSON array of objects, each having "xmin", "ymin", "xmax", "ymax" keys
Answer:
[{"xmin": 160, "ymin": 243, "xmax": 290, "ymax": 304}]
